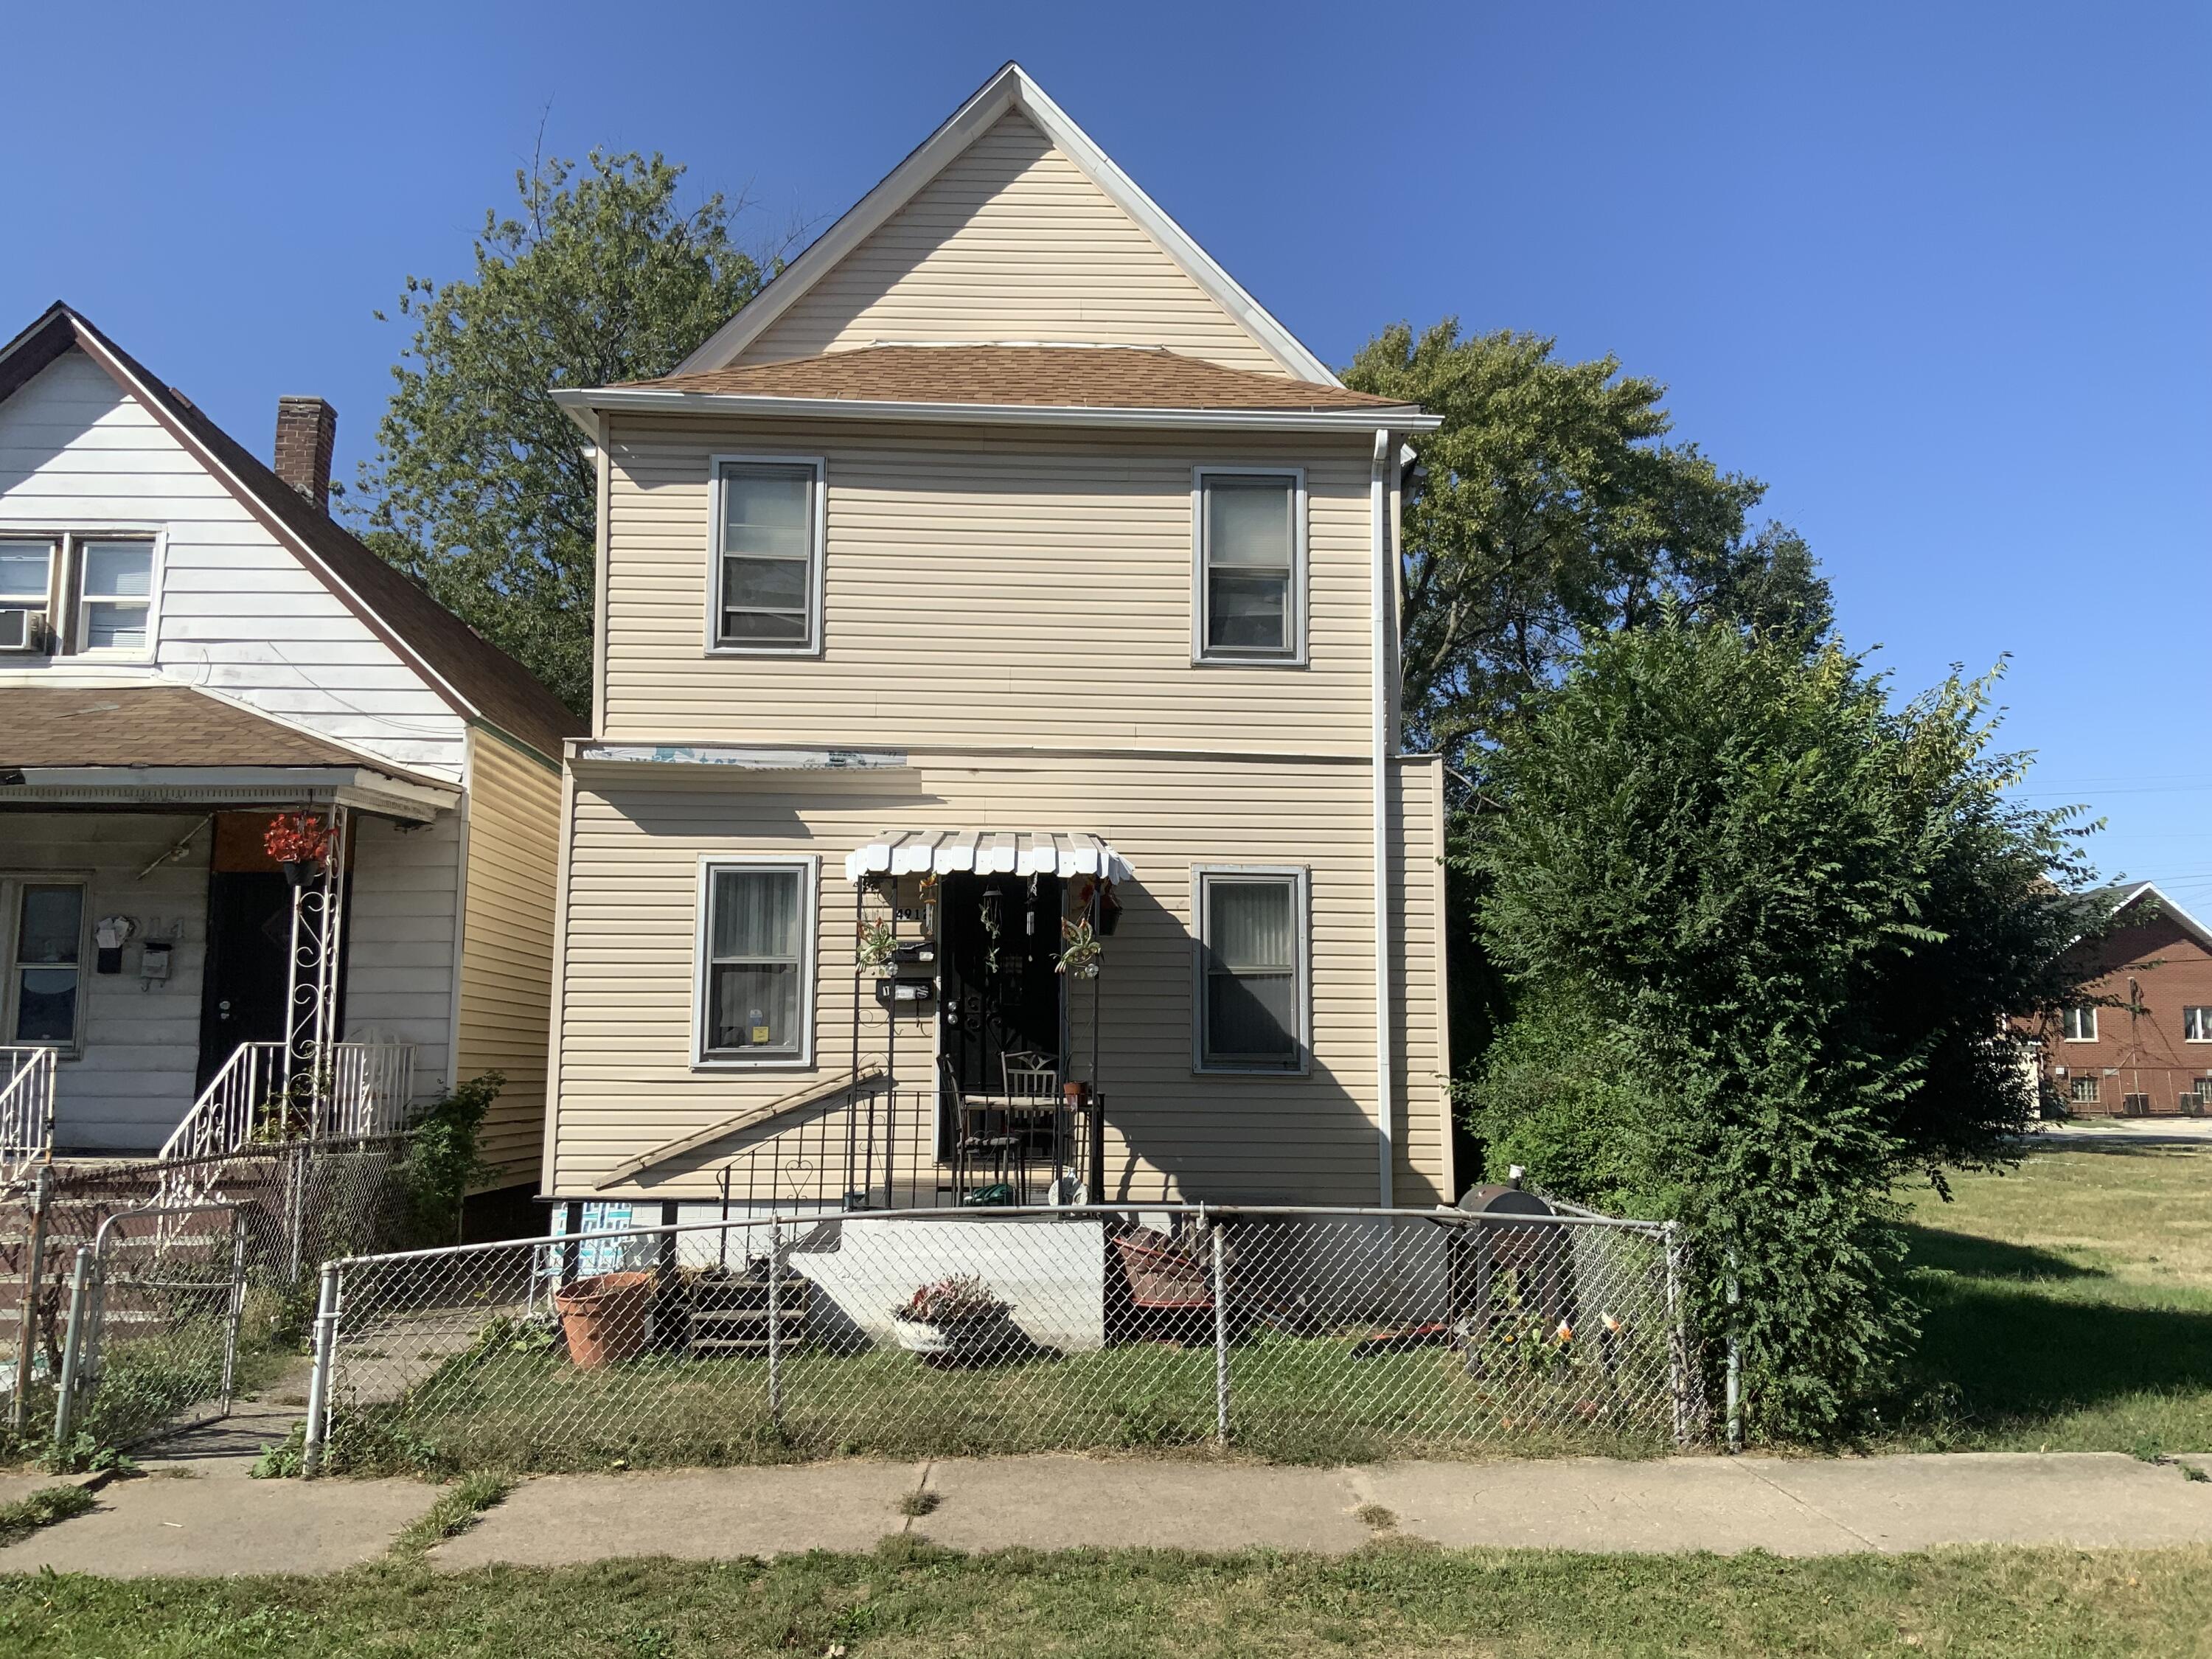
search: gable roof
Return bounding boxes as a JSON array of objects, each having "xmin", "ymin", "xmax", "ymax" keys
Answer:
[
  {"xmin": 2106, "ymin": 881, "xmax": 2212, "ymax": 953},
  {"xmin": 675, "ymin": 63, "xmax": 1341, "ymax": 386},
  {"xmin": 0, "ymin": 303, "xmax": 582, "ymax": 762},
  {"xmin": 630, "ymin": 346, "xmax": 1417, "ymax": 412}
]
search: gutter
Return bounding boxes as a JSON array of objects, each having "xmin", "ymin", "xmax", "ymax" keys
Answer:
[
  {"xmin": 551, "ymin": 386, "xmax": 1441, "ymax": 440},
  {"xmin": 1371, "ymin": 426, "xmax": 1395, "ymax": 1207}
]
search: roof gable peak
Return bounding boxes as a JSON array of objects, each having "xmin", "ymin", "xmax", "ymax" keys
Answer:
[{"xmin": 675, "ymin": 63, "xmax": 1339, "ymax": 386}]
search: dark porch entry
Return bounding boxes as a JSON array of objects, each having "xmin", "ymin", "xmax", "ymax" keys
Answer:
[
  {"xmin": 194, "ymin": 815, "xmax": 351, "ymax": 1093},
  {"xmin": 937, "ymin": 872, "xmax": 1064, "ymax": 1096}
]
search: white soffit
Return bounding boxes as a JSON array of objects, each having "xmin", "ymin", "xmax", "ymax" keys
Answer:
[
  {"xmin": 844, "ymin": 829, "xmax": 1133, "ymax": 884},
  {"xmin": 674, "ymin": 61, "xmax": 1340, "ymax": 386}
]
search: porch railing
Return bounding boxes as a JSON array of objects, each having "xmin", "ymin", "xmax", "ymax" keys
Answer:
[
  {"xmin": 156, "ymin": 1041, "xmax": 415, "ymax": 1206},
  {"xmin": 0, "ymin": 1047, "xmax": 58, "ymax": 1185}
]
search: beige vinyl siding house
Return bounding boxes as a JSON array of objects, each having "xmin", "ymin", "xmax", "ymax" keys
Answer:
[{"xmin": 544, "ymin": 63, "xmax": 1452, "ymax": 1220}]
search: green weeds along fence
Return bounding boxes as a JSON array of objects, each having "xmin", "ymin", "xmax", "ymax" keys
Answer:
[{"xmin": 304, "ymin": 1205, "xmax": 1706, "ymax": 1475}]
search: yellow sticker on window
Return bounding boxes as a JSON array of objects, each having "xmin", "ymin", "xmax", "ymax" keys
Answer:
[{"xmin": 751, "ymin": 1025, "xmax": 771, "ymax": 1046}]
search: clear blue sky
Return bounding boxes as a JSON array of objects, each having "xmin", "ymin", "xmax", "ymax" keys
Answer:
[{"xmin": 6, "ymin": 3, "xmax": 2205, "ymax": 895}]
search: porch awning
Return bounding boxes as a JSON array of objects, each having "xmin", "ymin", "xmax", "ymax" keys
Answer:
[{"xmin": 843, "ymin": 830, "xmax": 1133, "ymax": 884}]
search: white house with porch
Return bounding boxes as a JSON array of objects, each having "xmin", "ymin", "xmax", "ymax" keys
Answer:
[{"xmin": 0, "ymin": 304, "xmax": 575, "ymax": 1220}]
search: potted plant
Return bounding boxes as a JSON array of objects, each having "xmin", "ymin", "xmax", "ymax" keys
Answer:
[
  {"xmin": 263, "ymin": 812, "xmax": 332, "ymax": 887},
  {"xmin": 856, "ymin": 918, "xmax": 899, "ymax": 977},
  {"xmin": 889, "ymin": 1273, "xmax": 1015, "ymax": 1362}
]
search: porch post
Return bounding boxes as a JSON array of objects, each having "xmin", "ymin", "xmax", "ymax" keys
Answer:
[{"xmin": 282, "ymin": 804, "xmax": 350, "ymax": 1130}]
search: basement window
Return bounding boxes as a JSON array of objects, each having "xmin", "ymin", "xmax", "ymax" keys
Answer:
[{"xmin": 2068, "ymin": 1074, "xmax": 2100, "ymax": 1105}]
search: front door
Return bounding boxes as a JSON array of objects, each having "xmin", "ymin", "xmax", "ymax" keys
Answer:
[
  {"xmin": 937, "ymin": 872, "xmax": 1065, "ymax": 1096},
  {"xmin": 195, "ymin": 871, "xmax": 294, "ymax": 1091}
]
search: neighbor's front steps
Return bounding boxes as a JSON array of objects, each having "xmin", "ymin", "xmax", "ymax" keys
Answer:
[{"xmin": 7, "ymin": 1450, "xmax": 2212, "ymax": 1576}]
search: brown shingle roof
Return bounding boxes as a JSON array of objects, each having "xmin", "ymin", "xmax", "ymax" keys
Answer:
[
  {"xmin": 1, "ymin": 686, "xmax": 407, "ymax": 771},
  {"xmin": 0, "ymin": 305, "xmax": 583, "ymax": 762},
  {"xmin": 632, "ymin": 346, "xmax": 1417, "ymax": 413}
]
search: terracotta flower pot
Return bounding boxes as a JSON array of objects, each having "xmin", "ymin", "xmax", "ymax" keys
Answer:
[{"xmin": 554, "ymin": 1270, "xmax": 656, "ymax": 1367}]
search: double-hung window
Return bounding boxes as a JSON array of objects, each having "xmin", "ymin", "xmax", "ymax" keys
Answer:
[
  {"xmin": 4, "ymin": 880, "xmax": 88, "ymax": 1049},
  {"xmin": 2185, "ymin": 1007, "xmax": 2212, "ymax": 1042},
  {"xmin": 1194, "ymin": 470, "xmax": 1303, "ymax": 664},
  {"xmin": 2062, "ymin": 1006, "xmax": 2098, "ymax": 1042},
  {"xmin": 1193, "ymin": 866, "xmax": 1308, "ymax": 1072},
  {"xmin": 696, "ymin": 858, "xmax": 816, "ymax": 1065},
  {"xmin": 0, "ymin": 534, "xmax": 158, "ymax": 658},
  {"xmin": 710, "ymin": 459, "xmax": 823, "ymax": 653}
]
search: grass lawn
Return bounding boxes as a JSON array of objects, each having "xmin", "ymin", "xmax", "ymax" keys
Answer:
[
  {"xmin": 1895, "ymin": 1142, "xmax": 2212, "ymax": 1455},
  {"xmin": 4, "ymin": 1538, "xmax": 2211, "ymax": 1657}
]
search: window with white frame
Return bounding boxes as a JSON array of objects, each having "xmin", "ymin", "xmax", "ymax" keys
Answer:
[
  {"xmin": 2062, "ymin": 1006, "xmax": 2098, "ymax": 1042},
  {"xmin": 4, "ymin": 880, "xmax": 87, "ymax": 1048},
  {"xmin": 2187, "ymin": 1007, "xmax": 2212, "ymax": 1042},
  {"xmin": 1194, "ymin": 867, "xmax": 1307, "ymax": 1071},
  {"xmin": 2068, "ymin": 1073, "xmax": 2100, "ymax": 1105},
  {"xmin": 1194, "ymin": 470, "xmax": 1301, "ymax": 663},
  {"xmin": 0, "ymin": 535, "xmax": 157, "ymax": 657},
  {"xmin": 711, "ymin": 459, "xmax": 821, "ymax": 652},
  {"xmin": 697, "ymin": 859, "xmax": 815, "ymax": 1063}
]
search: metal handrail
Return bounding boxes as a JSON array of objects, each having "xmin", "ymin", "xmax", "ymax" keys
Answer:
[
  {"xmin": 156, "ymin": 1040, "xmax": 414, "ymax": 1207},
  {"xmin": 0, "ymin": 1047, "xmax": 57, "ymax": 1183}
]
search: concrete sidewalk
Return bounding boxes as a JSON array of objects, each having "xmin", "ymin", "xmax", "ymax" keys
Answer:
[{"xmin": 7, "ymin": 1450, "xmax": 2212, "ymax": 1575}]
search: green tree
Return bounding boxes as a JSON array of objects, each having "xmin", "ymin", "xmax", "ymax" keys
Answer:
[
  {"xmin": 349, "ymin": 151, "xmax": 768, "ymax": 711},
  {"xmin": 1343, "ymin": 321, "xmax": 1832, "ymax": 768},
  {"xmin": 1467, "ymin": 621, "xmax": 2100, "ymax": 1440}
]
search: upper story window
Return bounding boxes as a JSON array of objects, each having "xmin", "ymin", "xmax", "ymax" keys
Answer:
[
  {"xmin": 0, "ymin": 535, "xmax": 158, "ymax": 658},
  {"xmin": 2062, "ymin": 1006, "xmax": 2098, "ymax": 1042},
  {"xmin": 709, "ymin": 458, "xmax": 823, "ymax": 655},
  {"xmin": 2186, "ymin": 1007, "xmax": 2212, "ymax": 1042},
  {"xmin": 1194, "ymin": 470, "xmax": 1304, "ymax": 666},
  {"xmin": 1193, "ymin": 866, "xmax": 1309, "ymax": 1073}
]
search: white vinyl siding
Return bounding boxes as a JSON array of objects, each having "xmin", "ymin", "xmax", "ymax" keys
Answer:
[
  {"xmin": 733, "ymin": 111, "xmax": 1290, "ymax": 375},
  {"xmin": 1194, "ymin": 469, "xmax": 1303, "ymax": 664},
  {"xmin": 693, "ymin": 856, "xmax": 818, "ymax": 1068},
  {"xmin": 709, "ymin": 457, "xmax": 824, "ymax": 653},
  {"xmin": 0, "ymin": 350, "xmax": 467, "ymax": 779},
  {"xmin": 1193, "ymin": 866, "xmax": 1308, "ymax": 1072}
]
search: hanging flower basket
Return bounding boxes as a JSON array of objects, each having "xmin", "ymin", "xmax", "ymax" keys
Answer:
[{"xmin": 263, "ymin": 813, "xmax": 332, "ymax": 887}]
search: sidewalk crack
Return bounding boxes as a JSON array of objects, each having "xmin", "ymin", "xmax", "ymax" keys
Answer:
[
  {"xmin": 1735, "ymin": 1461, "xmax": 1879, "ymax": 1551},
  {"xmin": 902, "ymin": 1460, "xmax": 935, "ymax": 1534}
]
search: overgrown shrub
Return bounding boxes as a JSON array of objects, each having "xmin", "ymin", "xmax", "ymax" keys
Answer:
[
  {"xmin": 397, "ymin": 1072, "xmax": 502, "ymax": 1246},
  {"xmin": 1469, "ymin": 622, "xmax": 2102, "ymax": 1441}
]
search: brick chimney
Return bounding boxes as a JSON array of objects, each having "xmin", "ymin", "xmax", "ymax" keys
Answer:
[{"xmin": 273, "ymin": 397, "xmax": 337, "ymax": 512}]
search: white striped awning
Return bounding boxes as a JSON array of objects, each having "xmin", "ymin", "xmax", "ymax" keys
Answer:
[{"xmin": 842, "ymin": 830, "xmax": 1133, "ymax": 884}]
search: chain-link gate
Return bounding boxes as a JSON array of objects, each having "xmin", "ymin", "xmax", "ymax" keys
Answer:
[
  {"xmin": 303, "ymin": 1204, "xmax": 1705, "ymax": 1476},
  {"xmin": 52, "ymin": 1203, "xmax": 246, "ymax": 1454}
]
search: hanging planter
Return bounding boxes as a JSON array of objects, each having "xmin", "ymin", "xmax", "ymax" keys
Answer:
[
  {"xmin": 263, "ymin": 812, "xmax": 331, "ymax": 888},
  {"xmin": 1056, "ymin": 916, "xmax": 1103, "ymax": 979}
]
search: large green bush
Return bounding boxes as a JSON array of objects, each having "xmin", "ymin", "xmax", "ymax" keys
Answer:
[{"xmin": 1469, "ymin": 622, "xmax": 2100, "ymax": 1441}]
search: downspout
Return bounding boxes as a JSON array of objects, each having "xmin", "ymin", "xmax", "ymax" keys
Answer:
[{"xmin": 1371, "ymin": 427, "xmax": 1394, "ymax": 1207}]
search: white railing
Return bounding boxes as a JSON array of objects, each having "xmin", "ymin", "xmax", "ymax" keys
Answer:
[
  {"xmin": 156, "ymin": 1040, "xmax": 415, "ymax": 1206},
  {"xmin": 0, "ymin": 1046, "xmax": 58, "ymax": 1184}
]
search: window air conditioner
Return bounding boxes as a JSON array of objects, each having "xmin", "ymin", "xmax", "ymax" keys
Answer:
[{"xmin": 0, "ymin": 608, "xmax": 46, "ymax": 652}]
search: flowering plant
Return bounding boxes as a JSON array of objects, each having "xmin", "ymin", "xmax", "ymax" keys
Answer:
[
  {"xmin": 891, "ymin": 1273, "xmax": 1008, "ymax": 1324},
  {"xmin": 263, "ymin": 812, "xmax": 332, "ymax": 866}
]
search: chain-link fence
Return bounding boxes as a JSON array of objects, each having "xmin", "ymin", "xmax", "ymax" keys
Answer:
[
  {"xmin": 0, "ymin": 1133, "xmax": 415, "ymax": 1457},
  {"xmin": 304, "ymin": 1203, "xmax": 1704, "ymax": 1476}
]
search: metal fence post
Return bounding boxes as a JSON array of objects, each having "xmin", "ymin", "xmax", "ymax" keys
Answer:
[
  {"xmin": 50, "ymin": 1246, "xmax": 94, "ymax": 1453},
  {"xmin": 301, "ymin": 1262, "xmax": 341, "ymax": 1478},
  {"xmin": 220, "ymin": 1211, "xmax": 248, "ymax": 1412},
  {"xmin": 1211, "ymin": 1221, "xmax": 1229, "ymax": 1448},
  {"xmin": 766, "ymin": 1219, "xmax": 784, "ymax": 1433},
  {"xmin": 1661, "ymin": 1221, "xmax": 1691, "ymax": 1448},
  {"xmin": 1723, "ymin": 1254, "xmax": 1743, "ymax": 1455},
  {"xmin": 10, "ymin": 1163, "xmax": 51, "ymax": 1433}
]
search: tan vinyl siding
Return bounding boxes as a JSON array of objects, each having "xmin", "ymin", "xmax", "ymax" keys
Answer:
[
  {"xmin": 552, "ymin": 754, "xmax": 1450, "ymax": 1206},
  {"xmin": 1391, "ymin": 754, "xmax": 1450, "ymax": 1206},
  {"xmin": 455, "ymin": 727, "xmax": 563, "ymax": 1188},
  {"xmin": 737, "ymin": 111, "xmax": 1287, "ymax": 375},
  {"xmin": 601, "ymin": 417, "xmax": 1379, "ymax": 754}
]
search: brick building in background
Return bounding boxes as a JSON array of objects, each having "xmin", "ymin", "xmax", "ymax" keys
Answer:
[{"xmin": 2042, "ymin": 883, "xmax": 2212, "ymax": 1117}]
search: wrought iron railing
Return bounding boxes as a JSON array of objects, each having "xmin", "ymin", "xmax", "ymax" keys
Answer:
[
  {"xmin": 156, "ymin": 1041, "xmax": 414, "ymax": 1207},
  {"xmin": 0, "ymin": 1047, "xmax": 58, "ymax": 1185}
]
